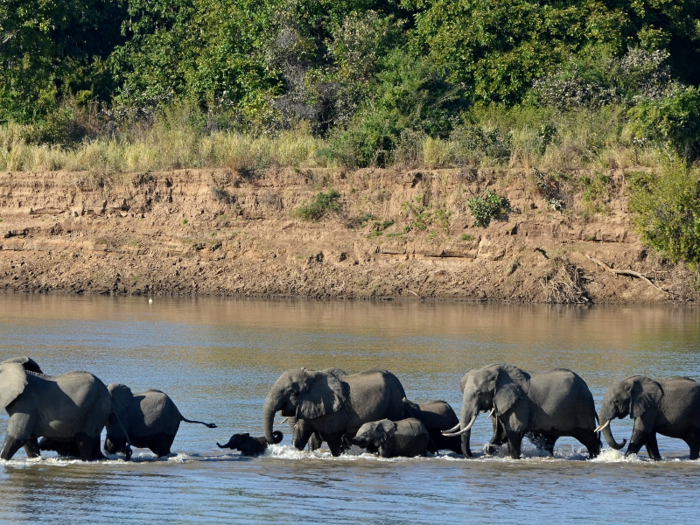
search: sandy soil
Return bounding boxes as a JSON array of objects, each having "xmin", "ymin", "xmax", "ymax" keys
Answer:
[{"xmin": 0, "ymin": 167, "xmax": 693, "ymax": 303}]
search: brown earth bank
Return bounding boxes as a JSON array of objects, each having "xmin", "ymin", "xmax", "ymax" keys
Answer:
[{"xmin": 0, "ymin": 166, "xmax": 696, "ymax": 304}]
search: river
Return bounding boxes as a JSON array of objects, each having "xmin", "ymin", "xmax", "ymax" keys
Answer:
[{"xmin": 0, "ymin": 295, "xmax": 698, "ymax": 523}]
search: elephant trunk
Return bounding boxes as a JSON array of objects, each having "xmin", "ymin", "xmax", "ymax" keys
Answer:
[
  {"xmin": 268, "ymin": 430, "xmax": 284, "ymax": 444},
  {"xmin": 599, "ymin": 420, "xmax": 626, "ymax": 450},
  {"xmin": 263, "ymin": 387, "xmax": 285, "ymax": 444}
]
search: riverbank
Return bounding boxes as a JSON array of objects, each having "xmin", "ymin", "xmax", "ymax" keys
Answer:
[{"xmin": 0, "ymin": 167, "xmax": 692, "ymax": 303}]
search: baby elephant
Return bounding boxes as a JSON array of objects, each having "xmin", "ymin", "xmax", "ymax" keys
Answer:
[
  {"xmin": 217, "ymin": 431, "xmax": 283, "ymax": 456},
  {"xmin": 105, "ymin": 383, "xmax": 217, "ymax": 457},
  {"xmin": 348, "ymin": 418, "xmax": 430, "ymax": 458}
]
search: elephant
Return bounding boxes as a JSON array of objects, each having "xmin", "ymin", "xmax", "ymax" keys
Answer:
[
  {"xmin": 217, "ymin": 431, "xmax": 283, "ymax": 456},
  {"xmin": 596, "ymin": 375, "xmax": 700, "ymax": 460},
  {"xmin": 445, "ymin": 363, "xmax": 600, "ymax": 459},
  {"xmin": 1, "ymin": 356, "xmax": 43, "ymax": 374},
  {"xmin": 346, "ymin": 418, "xmax": 430, "ymax": 458},
  {"xmin": 263, "ymin": 368, "xmax": 408, "ymax": 456},
  {"xmin": 105, "ymin": 383, "xmax": 217, "ymax": 457},
  {"xmin": 404, "ymin": 400, "xmax": 462, "ymax": 454},
  {"xmin": 0, "ymin": 361, "xmax": 119, "ymax": 461}
]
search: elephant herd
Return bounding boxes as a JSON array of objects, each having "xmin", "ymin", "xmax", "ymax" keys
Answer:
[
  {"xmin": 0, "ymin": 356, "xmax": 216, "ymax": 461},
  {"xmin": 261, "ymin": 364, "xmax": 700, "ymax": 461},
  {"xmin": 2, "ymin": 356, "xmax": 700, "ymax": 462}
]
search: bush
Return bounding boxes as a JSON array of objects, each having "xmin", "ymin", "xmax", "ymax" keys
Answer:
[
  {"xmin": 628, "ymin": 86, "xmax": 700, "ymax": 161},
  {"xmin": 294, "ymin": 189, "xmax": 342, "ymax": 221},
  {"xmin": 467, "ymin": 190, "xmax": 510, "ymax": 227},
  {"xmin": 628, "ymin": 164, "xmax": 700, "ymax": 268}
]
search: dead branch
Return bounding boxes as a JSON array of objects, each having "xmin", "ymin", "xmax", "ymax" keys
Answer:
[{"xmin": 585, "ymin": 254, "xmax": 668, "ymax": 294}]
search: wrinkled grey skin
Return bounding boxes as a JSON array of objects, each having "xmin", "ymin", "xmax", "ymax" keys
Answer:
[
  {"xmin": 263, "ymin": 368, "xmax": 408, "ymax": 456},
  {"xmin": 404, "ymin": 400, "xmax": 462, "ymax": 454},
  {"xmin": 217, "ymin": 431, "xmax": 283, "ymax": 456},
  {"xmin": 455, "ymin": 364, "xmax": 600, "ymax": 459},
  {"xmin": 0, "ymin": 362, "xmax": 112, "ymax": 461},
  {"xmin": 348, "ymin": 418, "xmax": 430, "ymax": 458},
  {"xmin": 105, "ymin": 384, "xmax": 217, "ymax": 457},
  {"xmin": 598, "ymin": 376, "xmax": 700, "ymax": 460},
  {"xmin": 288, "ymin": 368, "xmax": 346, "ymax": 451}
]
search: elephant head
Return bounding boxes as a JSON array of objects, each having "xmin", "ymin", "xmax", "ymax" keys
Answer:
[
  {"xmin": 0, "ymin": 362, "xmax": 29, "ymax": 412},
  {"xmin": 351, "ymin": 419, "xmax": 395, "ymax": 450},
  {"xmin": 1, "ymin": 356, "xmax": 43, "ymax": 374},
  {"xmin": 263, "ymin": 368, "xmax": 345, "ymax": 444},
  {"xmin": 596, "ymin": 376, "xmax": 662, "ymax": 450},
  {"xmin": 104, "ymin": 383, "xmax": 133, "ymax": 455},
  {"xmin": 445, "ymin": 364, "xmax": 529, "ymax": 455}
]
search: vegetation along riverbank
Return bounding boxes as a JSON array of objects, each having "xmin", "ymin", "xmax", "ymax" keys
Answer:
[{"xmin": 2, "ymin": 1, "xmax": 700, "ymax": 303}]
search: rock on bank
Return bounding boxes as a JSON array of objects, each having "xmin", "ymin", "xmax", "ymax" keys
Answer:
[{"xmin": 0, "ymin": 167, "xmax": 690, "ymax": 303}]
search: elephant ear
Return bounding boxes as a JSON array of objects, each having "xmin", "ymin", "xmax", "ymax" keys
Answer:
[
  {"xmin": 374, "ymin": 420, "xmax": 396, "ymax": 447},
  {"xmin": 493, "ymin": 366, "xmax": 528, "ymax": 414},
  {"xmin": 460, "ymin": 370, "xmax": 472, "ymax": 394},
  {"xmin": 298, "ymin": 369, "xmax": 345, "ymax": 420},
  {"xmin": 630, "ymin": 377, "xmax": 663, "ymax": 419},
  {"xmin": 0, "ymin": 362, "xmax": 28, "ymax": 410},
  {"xmin": 108, "ymin": 383, "xmax": 134, "ymax": 417}
]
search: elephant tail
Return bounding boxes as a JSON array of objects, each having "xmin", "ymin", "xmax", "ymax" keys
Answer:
[
  {"xmin": 110, "ymin": 408, "xmax": 133, "ymax": 461},
  {"xmin": 182, "ymin": 416, "xmax": 217, "ymax": 429}
]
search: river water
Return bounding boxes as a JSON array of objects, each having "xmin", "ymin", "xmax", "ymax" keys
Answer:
[{"xmin": 0, "ymin": 295, "xmax": 698, "ymax": 523}]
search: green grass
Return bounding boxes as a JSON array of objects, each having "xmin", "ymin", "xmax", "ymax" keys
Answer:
[
  {"xmin": 294, "ymin": 190, "xmax": 342, "ymax": 221},
  {"xmin": 0, "ymin": 103, "xmax": 668, "ymax": 173}
]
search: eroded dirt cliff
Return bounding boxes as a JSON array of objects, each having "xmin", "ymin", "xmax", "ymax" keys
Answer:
[{"xmin": 0, "ymin": 167, "xmax": 692, "ymax": 303}]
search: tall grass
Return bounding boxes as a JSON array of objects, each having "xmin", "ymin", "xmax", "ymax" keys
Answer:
[{"xmin": 0, "ymin": 104, "xmax": 667, "ymax": 172}]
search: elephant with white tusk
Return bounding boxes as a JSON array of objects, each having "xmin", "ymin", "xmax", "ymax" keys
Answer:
[
  {"xmin": 263, "ymin": 368, "xmax": 409, "ymax": 456},
  {"xmin": 597, "ymin": 375, "xmax": 700, "ymax": 460},
  {"xmin": 446, "ymin": 363, "xmax": 600, "ymax": 459}
]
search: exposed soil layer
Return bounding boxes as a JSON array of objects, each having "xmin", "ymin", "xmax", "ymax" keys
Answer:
[{"xmin": 0, "ymin": 167, "xmax": 693, "ymax": 303}]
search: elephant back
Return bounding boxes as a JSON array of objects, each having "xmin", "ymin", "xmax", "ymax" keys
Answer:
[
  {"xmin": 344, "ymin": 370, "xmax": 407, "ymax": 428},
  {"xmin": 413, "ymin": 401, "xmax": 459, "ymax": 430},
  {"xmin": 134, "ymin": 389, "xmax": 181, "ymax": 435},
  {"xmin": 529, "ymin": 368, "xmax": 596, "ymax": 429}
]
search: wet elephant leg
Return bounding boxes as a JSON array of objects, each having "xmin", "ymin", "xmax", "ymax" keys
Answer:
[
  {"xmin": 325, "ymin": 433, "xmax": 344, "ymax": 456},
  {"xmin": 1, "ymin": 436, "xmax": 27, "ymax": 460},
  {"xmin": 645, "ymin": 432, "xmax": 661, "ymax": 461},
  {"xmin": 625, "ymin": 429, "xmax": 648, "ymax": 457},
  {"xmin": 570, "ymin": 429, "xmax": 600, "ymax": 458},
  {"xmin": 506, "ymin": 431, "xmax": 523, "ymax": 459},
  {"xmin": 76, "ymin": 432, "xmax": 103, "ymax": 461},
  {"xmin": 24, "ymin": 438, "xmax": 40, "ymax": 458}
]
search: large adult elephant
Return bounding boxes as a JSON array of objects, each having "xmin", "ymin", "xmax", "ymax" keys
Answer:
[
  {"xmin": 596, "ymin": 375, "xmax": 700, "ymax": 460},
  {"xmin": 0, "ymin": 361, "xmax": 118, "ymax": 461},
  {"xmin": 445, "ymin": 363, "xmax": 600, "ymax": 459},
  {"xmin": 263, "ymin": 368, "xmax": 408, "ymax": 456}
]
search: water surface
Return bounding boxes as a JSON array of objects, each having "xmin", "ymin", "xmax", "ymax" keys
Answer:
[{"xmin": 0, "ymin": 295, "xmax": 698, "ymax": 523}]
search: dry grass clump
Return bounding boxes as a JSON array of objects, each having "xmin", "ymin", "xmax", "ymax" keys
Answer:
[{"xmin": 540, "ymin": 259, "xmax": 589, "ymax": 304}]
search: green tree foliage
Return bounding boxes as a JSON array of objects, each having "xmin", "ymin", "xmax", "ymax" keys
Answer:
[
  {"xmin": 629, "ymin": 165, "xmax": 700, "ymax": 268},
  {"xmin": 0, "ymin": 0, "xmax": 128, "ymax": 122}
]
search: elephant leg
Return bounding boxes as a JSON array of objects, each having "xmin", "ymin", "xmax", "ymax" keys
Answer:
[
  {"xmin": 1, "ymin": 436, "xmax": 27, "ymax": 460},
  {"xmin": 570, "ymin": 429, "xmax": 600, "ymax": 459},
  {"xmin": 24, "ymin": 438, "xmax": 40, "ymax": 458},
  {"xmin": 506, "ymin": 431, "xmax": 523, "ymax": 459},
  {"xmin": 485, "ymin": 418, "xmax": 506, "ymax": 456},
  {"xmin": 624, "ymin": 429, "xmax": 647, "ymax": 457},
  {"xmin": 152, "ymin": 434, "xmax": 175, "ymax": 457},
  {"xmin": 325, "ymin": 433, "xmax": 345, "ymax": 456},
  {"xmin": 684, "ymin": 427, "xmax": 700, "ymax": 460},
  {"xmin": 76, "ymin": 432, "xmax": 103, "ymax": 461},
  {"xmin": 461, "ymin": 432, "xmax": 473, "ymax": 457},
  {"xmin": 645, "ymin": 433, "xmax": 661, "ymax": 461}
]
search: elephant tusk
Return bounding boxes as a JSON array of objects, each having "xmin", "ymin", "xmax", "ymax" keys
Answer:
[
  {"xmin": 280, "ymin": 417, "xmax": 289, "ymax": 424},
  {"xmin": 487, "ymin": 408, "xmax": 496, "ymax": 419},
  {"xmin": 443, "ymin": 423, "xmax": 461, "ymax": 434},
  {"xmin": 442, "ymin": 414, "xmax": 477, "ymax": 437},
  {"xmin": 594, "ymin": 420, "xmax": 610, "ymax": 433}
]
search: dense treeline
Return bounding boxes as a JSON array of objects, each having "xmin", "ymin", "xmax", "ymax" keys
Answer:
[
  {"xmin": 2, "ymin": 1, "xmax": 700, "ymax": 153},
  {"xmin": 2, "ymin": 1, "xmax": 700, "ymax": 265}
]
